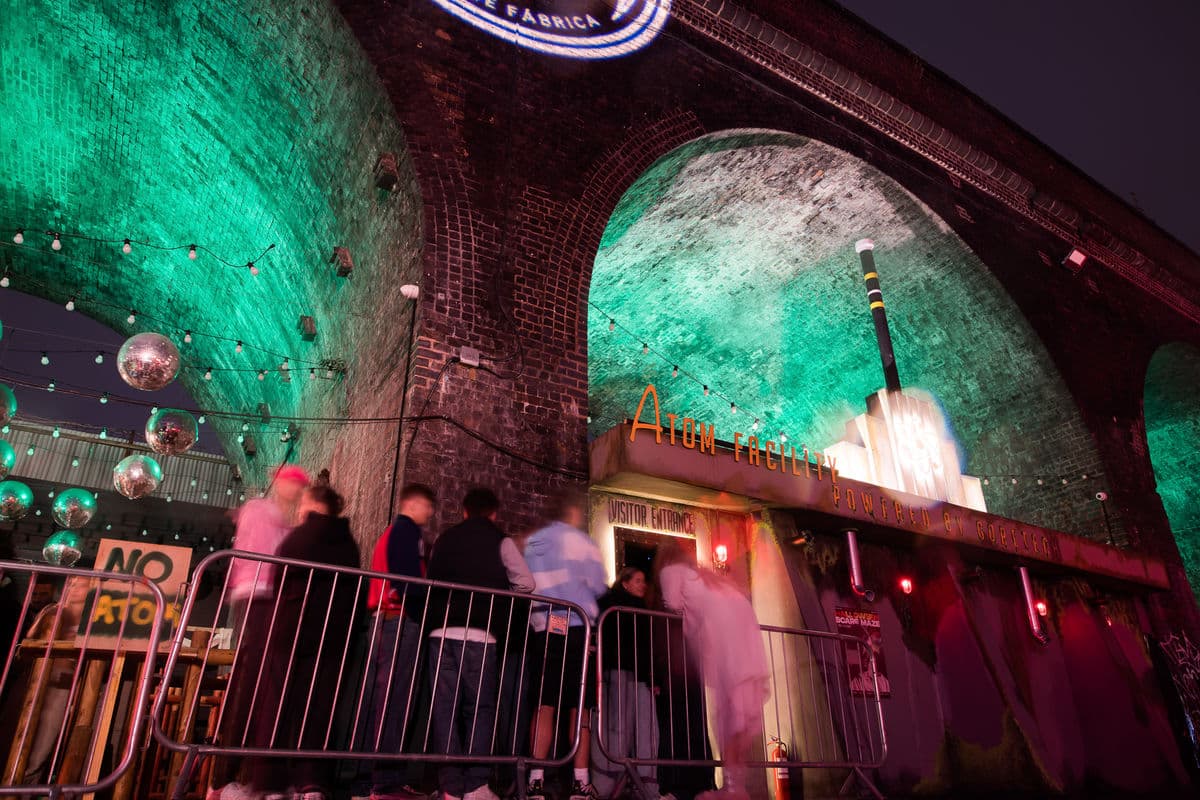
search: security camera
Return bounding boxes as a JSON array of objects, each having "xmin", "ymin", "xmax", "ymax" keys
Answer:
[{"xmin": 1095, "ymin": 491, "xmax": 1108, "ymax": 502}]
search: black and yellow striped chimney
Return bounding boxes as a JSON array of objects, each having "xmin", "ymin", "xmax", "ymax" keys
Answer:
[{"xmin": 856, "ymin": 238, "xmax": 902, "ymax": 393}]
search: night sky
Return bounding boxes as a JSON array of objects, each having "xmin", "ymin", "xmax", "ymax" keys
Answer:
[
  {"xmin": 836, "ymin": 0, "xmax": 1200, "ymax": 254},
  {"xmin": 0, "ymin": 290, "xmax": 216, "ymax": 452}
]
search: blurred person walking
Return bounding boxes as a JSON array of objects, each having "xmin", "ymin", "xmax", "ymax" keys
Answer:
[
  {"xmin": 523, "ymin": 489, "xmax": 607, "ymax": 800},
  {"xmin": 656, "ymin": 545, "xmax": 769, "ymax": 800}
]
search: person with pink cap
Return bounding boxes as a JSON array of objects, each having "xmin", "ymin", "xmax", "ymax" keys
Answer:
[
  {"xmin": 225, "ymin": 464, "xmax": 312, "ymax": 605},
  {"xmin": 209, "ymin": 464, "xmax": 311, "ymax": 798}
]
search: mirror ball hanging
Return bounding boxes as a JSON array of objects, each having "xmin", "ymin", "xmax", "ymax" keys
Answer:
[
  {"xmin": 113, "ymin": 454, "xmax": 163, "ymax": 499},
  {"xmin": 117, "ymin": 333, "xmax": 181, "ymax": 391},
  {"xmin": 52, "ymin": 487, "xmax": 98, "ymax": 529}
]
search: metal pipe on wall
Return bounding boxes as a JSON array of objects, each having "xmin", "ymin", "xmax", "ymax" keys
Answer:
[{"xmin": 844, "ymin": 528, "xmax": 875, "ymax": 602}]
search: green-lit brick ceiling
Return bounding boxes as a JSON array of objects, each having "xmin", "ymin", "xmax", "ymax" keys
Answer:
[
  {"xmin": 1145, "ymin": 343, "xmax": 1200, "ymax": 604},
  {"xmin": 0, "ymin": 0, "xmax": 421, "ymax": 494},
  {"xmin": 589, "ymin": 131, "xmax": 1112, "ymax": 536}
]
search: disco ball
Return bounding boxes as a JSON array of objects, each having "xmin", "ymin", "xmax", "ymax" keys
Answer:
[
  {"xmin": 113, "ymin": 454, "xmax": 163, "ymax": 500},
  {"xmin": 145, "ymin": 408, "xmax": 199, "ymax": 455},
  {"xmin": 43, "ymin": 530, "xmax": 82, "ymax": 567},
  {"xmin": 52, "ymin": 487, "xmax": 97, "ymax": 529},
  {"xmin": 0, "ymin": 440, "xmax": 14, "ymax": 480},
  {"xmin": 117, "ymin": 333, "xmax": 180, "ymax": 391},
  {"xmin": 0, "ymin": 479, "xmax": 33, "ymax": 520},
  {"xmin": 0, "ymin": 384, "xmax": 16, "ymax": 425}
]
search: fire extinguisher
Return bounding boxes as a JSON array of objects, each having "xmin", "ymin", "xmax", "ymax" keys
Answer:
[{"xmin": 769, "ymin": 736, "xmax": 790, "ymax": 800}]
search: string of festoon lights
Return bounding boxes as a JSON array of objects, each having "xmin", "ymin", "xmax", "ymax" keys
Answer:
[
  {"xmin": 589, "ymin": 300, "xmax": 1110, "ymax": 493},
  {"xmin": 0, "ymin": 274, "xmax": 339, "ymax": 376},
  {"xmin": 4, "ymin": 225, "xmax": 275, "ymax": 273},
  {"xmin": 588, "ymin": 299, "xmax": 784, "ymax": 437}
]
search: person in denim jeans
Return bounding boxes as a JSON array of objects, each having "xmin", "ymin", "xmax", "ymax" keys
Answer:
[
  {"xmin": 424, "ymin": 488, "xmax": 534, "ymax": 800},
  {"xmin": 356, "ymin": 484, "xmax": 437, "ymax": 800}
]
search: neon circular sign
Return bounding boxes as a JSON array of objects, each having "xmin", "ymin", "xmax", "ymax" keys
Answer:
[{"xmin": 430, "ymin": 0, "xmax": 672, "ymax": 60}]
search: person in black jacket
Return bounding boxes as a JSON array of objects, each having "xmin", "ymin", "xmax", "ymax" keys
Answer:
[
  {"xmin": 424, "ymin": 488, "xmax": 534, "ymax": 800},
  {"xmin": 236, "ymin": 472, "xmax": 361, "ymax": 800},
  {"xmin": 592, "ymin": 567, "xmax": 663, "ymax": 800}
]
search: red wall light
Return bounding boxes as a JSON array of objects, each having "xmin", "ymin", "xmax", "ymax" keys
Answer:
[
  {"xmin": 898, "ymin": 577, "xmax": 914, "ymax": 595},
  {"xmin": 1035, "ymin": 600, "xmax": 1048, "ymax": 617},
  {"xmin": 713, "ymin": 544, "xmax": 729, "ymax": 567}
]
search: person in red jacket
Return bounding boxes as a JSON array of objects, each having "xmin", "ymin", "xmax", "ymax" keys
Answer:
[{"xmin": 355, "ymin": 484, "xmax": 436, "ymax": 800}]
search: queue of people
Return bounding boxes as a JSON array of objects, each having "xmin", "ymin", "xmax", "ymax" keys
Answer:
[{"xmin": 206, "ymin": 470, "xmax": 769, "ymax": 800}]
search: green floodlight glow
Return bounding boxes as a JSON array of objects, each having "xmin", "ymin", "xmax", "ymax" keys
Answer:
[
  {"xmin": 588, "ymin": 131, "xmax": 1108, "ymax": 536},
  {"xmin": 1145, "ymin": 343, "xmax": 1200, "ymax": 604},
  {"xmin": 1, "ymin": 0, "xmax": 418, "ymax": 482}
]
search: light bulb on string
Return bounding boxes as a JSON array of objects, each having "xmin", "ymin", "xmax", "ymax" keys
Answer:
[
  {"xmin": 40, "ymin": 352, "xmax": 49, "ymax": 365},
  {"xmin": 608, "ymin": 319, "xmax": 615, "ymax": 332},
  {"xmin": 99, "ymin": 429, "xmax": 107, "ymax": 440},
  {"xmin": 26, "ymin": 445, "xmax": 34, "ymax": 456},
  {"xmin": 204, "ymin": 368, "xmax": 212, "ymax": 381},
  {"xmin": 126, "ymin": 310, "xmax": 136, "ymax": 325},
  {"xmin": 309, "ymin": 368, "xmax": 316, "ymax": 380},
  {"xmin": 52, "ymin": 427, "xmax": 60, "ymax": 438},
  {"xmin": 780, "ymin": 432, "xmax": 788, "ymax": 443},
  {"xmin": 235, "ymin": 341, "xmax": 243, "ymax": 354},
  {"xmin": 241, "ymin": 422, "xmax": 250, "ymax": 432},
  {"xmin": 71, "ymin": 458, "xmax": 79, "ymax": 468},
  {"xmin": 198, "ymin": 415, "xmax": 206, "ymax": 424},
  {"xmin": 50, "ymin": 233, "xmax": 61, "ymax": 251},
  {"xmin": 47, "ymin": 380, "xmax": 55, "ymax": 392},
  {"xmin": 730, "ymin": 402, "xmax": 737, "ymax": 414},
  {"xmin": 12, "ymin": 229, "xmax": 23, "ymax": 244},
  {"xmin": 248, "ymin": 262, "xmax": 259, "ymax": 276},
  {"xmin": 188, "ymin": 244, "xmax": 197, "ymax": 260},
  {"xmin": 280, "ymin": 358, "xmax": 289, "ymax": 373},
  {"xmin": 257, "ymin": 370, "xmax": 266, "ymax": 381},
  {"xmin": 94, "ymin": 352, "xmax": 103, "ymax": 364},
  {"xmin": 752, "ymin": 418, "xmax": 759, "ymax": 430},
  {"xmin": 642, "ymin": 342, "xmax": 649, "ymax": 355},
  {"xmin": 150, "ymin": 406, "xmax": 158, "ymax": 414},
  {"xmin": 183, "ymin": 330, "xmax": 192, "ymax": 344},
  {"xmin": 121, "ymin": 239, "xmax": 132, "ymax": 254},
  {"xmin": 672, "ymin": 365, "xmax": 678, "ymax": 378},
  {"xmin": 99, "ymin": 392, "xmax": 108, "ymax": 404},
  {"xmin": 0, "ymin": 274, "xmax": 9, "ymax": 288},
  {"xmin": 65, "ymin": 296, "xmax": 75, "ymax": 311}
]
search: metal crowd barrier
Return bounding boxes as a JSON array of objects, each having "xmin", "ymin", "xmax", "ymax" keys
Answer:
[
  {"xmin": 0, "ymin": 559, "xmax": 168, "ymax": 799},
  {"xmin": 594, "ymin": 606, "xmax": 888, "ymax": 800},
  {"xmin": 149, "ymin": 550, "xmax": 593, "ymax": 800}
]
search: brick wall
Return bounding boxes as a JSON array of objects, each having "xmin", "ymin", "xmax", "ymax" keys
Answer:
[{"xmin": 336, "ymin": 0, "xmax": 1200, "ymax": 632}]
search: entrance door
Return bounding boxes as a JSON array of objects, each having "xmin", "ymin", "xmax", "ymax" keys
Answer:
[{"xmin": 613, "ymin": 527, "xmax": 696, "ymax": 603}]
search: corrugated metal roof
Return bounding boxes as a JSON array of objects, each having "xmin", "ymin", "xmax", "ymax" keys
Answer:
[{"xmin": 4, "ymin": 421, "xmax": 246, "ymax": 508}]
